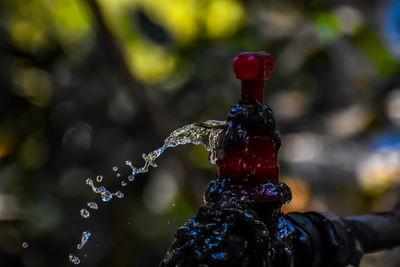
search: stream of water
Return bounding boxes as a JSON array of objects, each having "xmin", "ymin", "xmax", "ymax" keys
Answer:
[{"xmin": 68, "ymin": 120, "xmax": 226, "ymax": 264}]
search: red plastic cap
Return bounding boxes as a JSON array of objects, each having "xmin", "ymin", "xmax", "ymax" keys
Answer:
[{"xmin": 232, "ymin": 52, "xmax": 274, "ymax": 81}]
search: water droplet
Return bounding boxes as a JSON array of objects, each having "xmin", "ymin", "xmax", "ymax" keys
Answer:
[
  {"xmin": 150, "ymin": 162, "xmax": 158, "ymax": 167},
  {"xmin": 172, "ymin": 203, "xmax": 176, "ymax": 207},
  {"xmin": 86, "ymin": 178, "xmax": 94, "ymax": 187},
  {"xmin": 69, "ymin": 254, "xmax": 80, "ymax": 264},
  {"xmin": 87, "ymin": 202, "xmax": 98, "ymax": 210},
  {"xmin": 121, "ymin": 181, "xmax": 127, "ymax": 186},
  {"xmin": 125, "ymin": 160, "xmax": 132, "ymax": 166},
  {"xmin": 101, "ymin": 192, "xmax": 113, "ymax": 202},
  {"xmin": 96, "ymin": 175, "xmax": 103, "ymax": 183},
  {"xmin": 167, "ymin": 221, "xmax": 170, "ymax": 224},
  {"xmin": 112, "ymin": 166, "xmax": 118, "ymax": 172},
  {"xmin": 22, "ymin": 242, "xmax": 29, "ymax": 248},
  {"xmin": 128, "ymin": 175, "xmax": 135, "ymax": 182},
  {"xmin": 115, "ymin": 191, "xmax": 124, "ymax": 198},
  {"xmin": 116, "ymin": 173, "xmax": 121, "ymax": 177},
  {"xmin": 94, "ymin": 186, "xmax": 104, "ymax": 194},
  {"xmin": 80, "ymin": 209, "xmax": 90, "ymax": 218},
  {"xmin": 76, "ymin": 231, "xmax": 91, "ymax": 250}
]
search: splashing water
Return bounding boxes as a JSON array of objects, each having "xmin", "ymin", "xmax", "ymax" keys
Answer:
[
  {"xmin": 70, "ymin": 120, "xmax": 226, "ymax": 264},
  {"xmin": 85, "ymin": 184, "xmax": 116, "ymax": 203},
  {"xmin": 86, "ymin": 178, "xmax": 94, "ymax": 187},
  {"xmin": 101, "ymin": 191, "xmax": 113, "ymax": 202},
  {"xmin": 80, "ymin": 209, "xmax": 90, "ymax": 219},
  {"xmin": 126, "ymin": 120, "xmax": 226, "ymax": 177},
  {"xmin": 115, "ymin": 191, "xmax": 124, "ymax": 198},
  {"xmin": 69, "ymin": 254, "xmax": 80, "ymax": 264},
  {"xmin": 87, "ymin": 202, "xmax": 98, "ymax": 210},
  {"xmin": 86, "ymin": 120, "xmax": 225, "ymax": 201},
  {"xmin": 77, "ymin": 231, "xmax": 91, "ymax": 250}
]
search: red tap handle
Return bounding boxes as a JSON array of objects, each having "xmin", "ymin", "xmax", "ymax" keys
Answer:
[{"xmin": 232, "ymin": 52, "xmax": 274, "ymax": 104}]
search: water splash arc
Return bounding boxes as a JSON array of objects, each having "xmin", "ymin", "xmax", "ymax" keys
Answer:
[
  {"xmin": 86, "ymin": 120, "xmax": 225, "ymax": 201},
  {"xmin": 71, "ymin": 120, "xmax": 226, "ymax": 264},
  {"xmin": 129, "ymin": 120, "xmax": 226, "ymax": 176}
]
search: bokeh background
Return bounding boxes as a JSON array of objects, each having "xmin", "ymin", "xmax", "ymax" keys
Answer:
[{"xmin": 0, "ymin": 0, "xmax": 399, "ymax": 266}]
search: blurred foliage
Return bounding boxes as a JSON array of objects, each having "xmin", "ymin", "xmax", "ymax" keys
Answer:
[{"xmin": 0, "ymin": 0, "xmax": 400, "ymax": 266}]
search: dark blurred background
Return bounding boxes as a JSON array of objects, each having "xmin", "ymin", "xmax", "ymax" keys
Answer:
[{"xmin": 0, "ymin": 0, "xmax": 399, "ymax": 266}]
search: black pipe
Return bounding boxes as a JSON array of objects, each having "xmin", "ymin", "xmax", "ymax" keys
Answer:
[
  {"xmin": 345, "ymin": 209, "xmax": 400, "ymax": 253},
  {"xmin": 287, "ymin": 209, "xmax": 400, "ymax": 267}
]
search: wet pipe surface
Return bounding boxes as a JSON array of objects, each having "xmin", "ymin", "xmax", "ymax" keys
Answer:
[{"xmin": 161, "ymin": 52, "xmax": 295, "ymax": 266}]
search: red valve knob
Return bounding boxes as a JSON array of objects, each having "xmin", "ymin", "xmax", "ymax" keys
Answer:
[
  {"xmin": 232, "ymin": 52, "xmax": 274, "ymax": 105},
  {"xmin": 233, "ymin": 52, "xmax": 274, "ymax": 80},
  {"xmin": 232, "ymin": 54, "xmax": 260, "ymax": 80}
]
